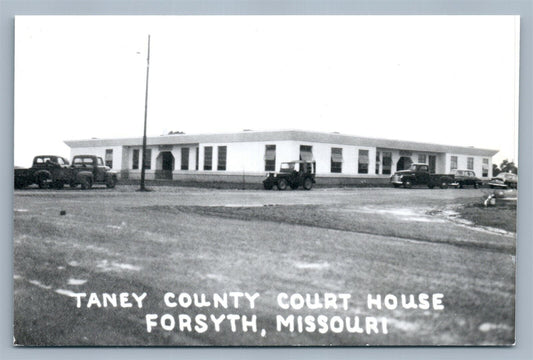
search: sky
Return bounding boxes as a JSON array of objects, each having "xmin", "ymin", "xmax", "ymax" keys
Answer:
[{"xmin": 14, "ymin": 15, "xmax": 520, "ymax": 167}]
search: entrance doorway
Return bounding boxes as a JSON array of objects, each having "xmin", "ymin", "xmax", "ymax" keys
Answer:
[
  {"xmin": 396, "ymin": 156, "xmax": 413, "ymax": 171},
  {"xmin": 156, "ymin": 151, "xmax": 175, "ymax": 179}
]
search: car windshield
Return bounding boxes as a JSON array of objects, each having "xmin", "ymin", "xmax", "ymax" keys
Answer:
[
  {"xmin": 280, "ymin": 162, "xmax": 296, "ymax": 172},
  {"xmin": 496, "ymin": 172, "xmax": 515, "ymax": 180},
  {"xmin": 408, "ymin": 164, "xmax": 427, "ymax": 172}
]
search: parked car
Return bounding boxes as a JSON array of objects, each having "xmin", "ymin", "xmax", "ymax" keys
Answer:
[
  {"xmin": 390, "ymin": 163, "xmax": 454, "ymax": 189},
  {"xmin": 69, "ymin": 155, "xmax": 118, "ymax": 189},
  {"xmin": 14, "ymin": 155, "xmax": 72, "ymax": 189},
  {"xmin": 488, "ymin": 172, "xmax": 518, "ymax": 189},
  {"xmin": 263, "ymin": 160, "xmax": 316, "ymax": 190},
  {"xmin": 450, "ymin": 169, "xmax": 483, "ymax": 189}
]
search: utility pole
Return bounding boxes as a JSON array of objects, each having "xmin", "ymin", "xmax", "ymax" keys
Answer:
[{"xmin": 140, "ymin": 35, "xmax": 151, "ymax": 191}]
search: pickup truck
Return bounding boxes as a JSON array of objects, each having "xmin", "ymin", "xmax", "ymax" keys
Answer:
[
  {"xmin": 69, "ymin": 155, "xmax": 117, "ymax": 189},
  {"xmin": 14, "ymin": 154, "xmax": 117, "ymax": 190},
  {"xmin": 14, "ymin": 155, "xmax": 72, "ymax": 189},
  {"xmin": 390, "ymin": 163, "xmax": 454, "ymax": 189}
]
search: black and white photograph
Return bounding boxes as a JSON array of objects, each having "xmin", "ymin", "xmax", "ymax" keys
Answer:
[{"xmin": 13, "ymin": 15, "xmax": 519, "ymax": 346}]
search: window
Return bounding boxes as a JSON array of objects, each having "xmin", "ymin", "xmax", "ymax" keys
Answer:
[
  {"xmin": 482, "ymin": 158, "xmax": 489, "ymax": 177},
  {"xmin": 330, "ymin": 148, "xmax": 343, "ymax": 173},
  {"xmin": 300, "ymin": 145, "xmax": 313, "ymax": 161},
  {"xmin": 418, "ymin": 154, "xmax": 427, "ymax": 164},
  {"xmin": 105, "ymin": 149, "xmax": 113, "ymax": 168},
  {"xmin": 264, "ymin": 145, "xmax": 276, "ymax": 171},
  {"xmin": 143, "ymin": 149, "xmax": 152, "ymax": 170},
  {"xmin": 382, "ymin": 152, "xmax": 392, "ymax": 175},
  {"xmin": 132, "ymin": 149, "xmax": 139, "ymax": 169},
  {"xmin": 467, "ymin": 157, "xmax": 474, "ymax": 170},
  {"xmin": 450, "ymin": 156, "xmax": 458, "ymax": 171},
  {"xmin": 217, "ymin": 146, "xmax": 227, "ymax": 171},
  {"xmin": 181, "ymin": 148, "xmax": 189, "ymax": 170},
  {"xmin": 375, "ymin": 151, "xmax": 381, "ymax": 174},
  {"xmin": 358, "ymin": 149, "xmax": 369, "ymax": 174},
  {"xmin": 204, "ymin": 146, "xmax": 212, "ymax": 170}
]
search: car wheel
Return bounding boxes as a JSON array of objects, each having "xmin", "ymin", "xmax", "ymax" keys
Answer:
[
  {"xmin": 403, "ymin": 180, "xmax": 412, "ymax": 189},
  {"xmin": 277, "ymin": 178, "xmax": 288, "ymax": 190},
  {"xmin": 38, "ymin": 175, "xmax": 50, "ymax": 189},
  {"xmin": 106, "ymin": 177, "xmax": 116, "ymax": 189},
  {"xmin": 440, "ymin": 181, "xmax": 449, "ymax": 189},
  {"xmin": 303, "ymin": 177, "xmax": 313, "ymax": 190},
  {"xmin": 81, "ymin": 177, "xmax": 92, "ymax": 190}
]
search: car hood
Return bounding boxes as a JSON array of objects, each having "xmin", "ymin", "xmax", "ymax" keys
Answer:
[{"xmin": 393, "ymin": 170, "xmax": 412, "ymax": 175}]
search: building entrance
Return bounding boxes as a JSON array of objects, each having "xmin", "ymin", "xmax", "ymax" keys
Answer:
[
  {"xmin": 396, "ymin": 156, "xmax": 413, "ymax": 171},
  {"xmin": 156, "ymin": 151, "xmax": 174, "ymax": 179}
]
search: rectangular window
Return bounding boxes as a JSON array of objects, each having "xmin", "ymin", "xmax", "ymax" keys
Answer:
[
  {"xmin": 217, "ymin": 146, "xmax": 227, "ymax": 171},
  {"xmin": 482, "ymin": 158, "xmax": 489, "ymax": 177},
  {"xmin": 382, "ymin": 152, "xmax": 392, "ymax": 175},
  {"xmin": 358, "ymin": 149, "xmax": 369, "ymax": 174},
  {"xmin": 204, "ymin": 146, "xmax": 213, "ymax": 170},
  {"xmin": 300, "ymin": 145, "xmax": 313, "ymax": 161},
  {"xmin": 375, "ymin": 151, "xmax": 381, "ymax": 174},
  {"xmin": 330, "ymin": 148, "xmax": 343, "ymax": 173},
  {"xmin": 418, "ymin": 154, "xmax": 427, "ymax": 164},
  {"xmin": 105, "ymin": 149, "xmax": 113, "ymax": 168},
  {"xmin": 467, "ymin": 157, "xmax": 474, "ymax": 170},
  {"xmin": 143, "ymin": 149, "xmax": 152, "ymax": 170},
  {"xmin": 450, "ymin": 156, "xmax": 458, "ymax": 171},
  {"xmin": 264, "ymin": 145, "xmax": 276, "ymax": 171},
  {"xmin": 132, "ymin": 149, "xmax": 139, "ymax": 169},
  {"xmin": 181, "ymin": 148, "xmax": 189, "ymax": 170}
]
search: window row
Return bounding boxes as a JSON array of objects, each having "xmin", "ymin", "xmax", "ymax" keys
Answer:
[
  {"xmin": 263, "ymin": 145, "xmax": 379, "ymax": 174},
  {"xmin": 450, "ymin": 156, "xmax": 490, "ymax": 177},
  {"xmin": 131, "ymin": 148, "xmax": 202, "ymax": 171}
]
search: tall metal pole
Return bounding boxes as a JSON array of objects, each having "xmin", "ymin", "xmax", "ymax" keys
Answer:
[{"xmin": 140, "ymin": 35, "xmax": 151, "ymax": 191}]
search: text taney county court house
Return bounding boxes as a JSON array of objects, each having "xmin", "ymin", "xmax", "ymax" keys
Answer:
[{"xmin": 64, "ymin": 129, "xmax": 498, "ymax": 186}]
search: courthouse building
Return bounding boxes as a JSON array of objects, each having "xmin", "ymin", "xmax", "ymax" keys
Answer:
[{"xmin": 64, "ymin": 129, "xmax": 497, "ymax": 185}]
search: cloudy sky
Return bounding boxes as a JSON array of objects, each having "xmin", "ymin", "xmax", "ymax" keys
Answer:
[{"xmin": 14, "ymin": 15, "xmax": 519, "ymax": 167}]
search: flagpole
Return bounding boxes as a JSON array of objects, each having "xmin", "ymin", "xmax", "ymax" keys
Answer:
[{"xmin": 140, "ymin": 35, "xmax": 151, "ymax": 191}]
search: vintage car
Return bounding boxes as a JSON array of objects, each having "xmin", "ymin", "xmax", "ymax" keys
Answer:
[
  {"xmin": 390, "ymin": 163, "xmax": 454, "ymax": 189},
  {"xmin": 450, "ymin": 169, "xmax": 483, "ymax": 189},
  {"xmin": 263, "ymin": 160, "xmax": 316, "ymax": 190},
  {"xmin": 488, "ymin": 172, "xmax": 518, "ymax": 189},
  {"xmin": 14, "ymin": 155, "xmax": 72, "ymax": 189},
  {"xmin": 69, "ymin": 155, "xmax": 118, "ymax": 189}
]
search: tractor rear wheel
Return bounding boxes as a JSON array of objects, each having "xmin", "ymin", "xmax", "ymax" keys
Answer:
[
  {"xmin": 277, "ymin": 179, "xmax": 288, "ymax": 190},
  {"xmin": 303, "ymin": 177, "xmax": 313, "ymax": 190}
]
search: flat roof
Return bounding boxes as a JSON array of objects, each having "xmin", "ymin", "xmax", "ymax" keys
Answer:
[{"xmin": 64, "ymin": 129, "xmax": 498, "ymax": 157}]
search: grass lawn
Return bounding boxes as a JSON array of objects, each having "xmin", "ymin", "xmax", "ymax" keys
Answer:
[{"xmin": 13, "ymin": 187, "xmax": 516, "ymax": 346}]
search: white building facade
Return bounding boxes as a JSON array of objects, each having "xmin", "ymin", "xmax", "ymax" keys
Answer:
[{"xmin": 64, "ymin": 130, "xmax": 497, "ymax": 185}]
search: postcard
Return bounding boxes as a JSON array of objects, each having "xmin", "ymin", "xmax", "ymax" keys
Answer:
[{"xmin": 13, "ymin": 15, "xmax": 519, "ymax": 346}]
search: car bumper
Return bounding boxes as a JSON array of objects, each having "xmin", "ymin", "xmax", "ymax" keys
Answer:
[{"xmin": 488, "ymin": 181, "xmax": 509, "ymax": 188}]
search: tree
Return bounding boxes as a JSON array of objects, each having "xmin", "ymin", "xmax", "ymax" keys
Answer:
[{"xmin": 499, "ymin": 159, "xmax": 518, "ymax": 174}]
